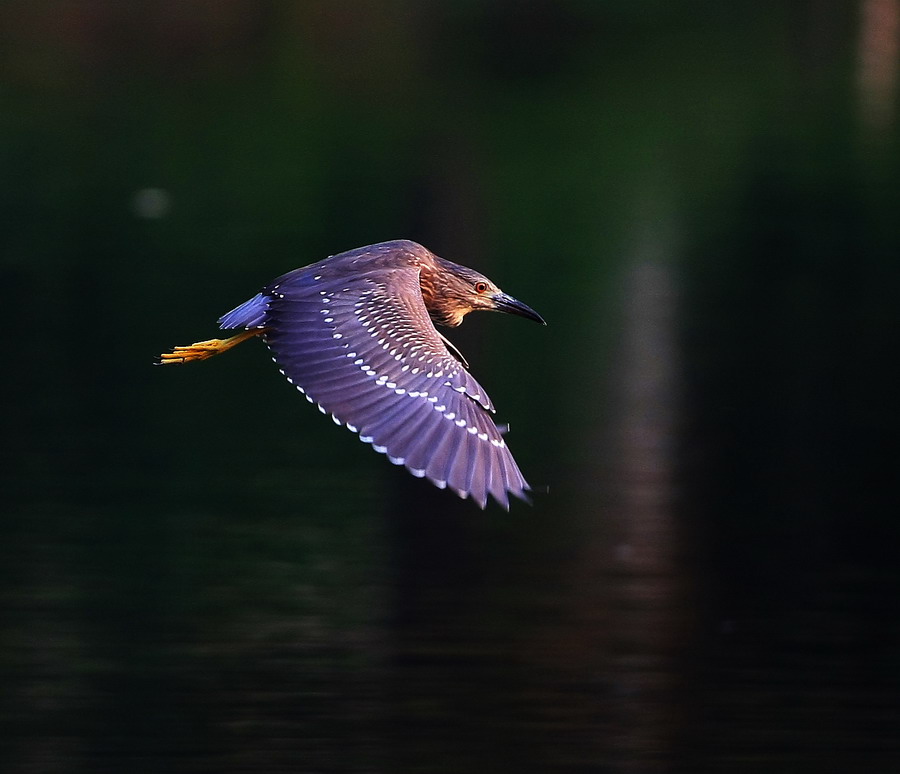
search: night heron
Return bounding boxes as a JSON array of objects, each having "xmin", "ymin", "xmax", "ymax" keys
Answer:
[{"xmin": 158, "ymin": 240, "xmax": 545, "ymax": 508}]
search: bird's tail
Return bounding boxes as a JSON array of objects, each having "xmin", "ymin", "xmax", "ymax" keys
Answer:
[{"xmin": 218, "ymin": 292, "xmax": 269, "ymax": 330}]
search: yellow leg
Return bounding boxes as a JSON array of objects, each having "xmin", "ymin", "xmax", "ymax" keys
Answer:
[{"xmin": 156, "ymin": 328, "xmax": 265, "ymax": 365}]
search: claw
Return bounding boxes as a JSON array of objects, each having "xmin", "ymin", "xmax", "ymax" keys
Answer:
[{"xmin": 155, "ymin": 329, "xmax": 265, "ymax": 366}]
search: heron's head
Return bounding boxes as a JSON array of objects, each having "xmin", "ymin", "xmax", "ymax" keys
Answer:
[{"xmin": 427, "ymin": 257, "xmax": 546, "ymax": 328}]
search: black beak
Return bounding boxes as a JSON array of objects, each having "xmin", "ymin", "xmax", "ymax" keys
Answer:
[{"xmin": 491, "ymin": 292, "xmax": 547, "ymax": 325}]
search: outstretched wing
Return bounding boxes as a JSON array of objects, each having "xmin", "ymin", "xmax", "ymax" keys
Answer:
[{"xmin": 220, "ymin": 264, "xmax": 529, "ymax": 509}]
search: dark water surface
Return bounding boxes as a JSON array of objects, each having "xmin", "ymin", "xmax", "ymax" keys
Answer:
[
  {"xmin": 3, "ymin": 3, "xmax": 900, "ymax": 772},
  {"xmin": 5, "ymin": 256, "xmax": 897, "ymax": 773}
]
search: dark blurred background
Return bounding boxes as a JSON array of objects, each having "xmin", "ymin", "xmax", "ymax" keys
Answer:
[{"xmin": 2, "ymin": 2, "xmax": 899, "ymax": 772}]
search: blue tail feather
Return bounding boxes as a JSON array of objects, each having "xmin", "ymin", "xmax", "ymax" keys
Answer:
[{"xmin": 218, "ymin": 293, "xmax": 269, "ymax": 330}]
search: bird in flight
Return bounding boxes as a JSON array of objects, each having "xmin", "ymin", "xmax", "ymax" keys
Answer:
[{"xmin": 158, "ymin": 240, "xmax": 545, "ymax": 508}]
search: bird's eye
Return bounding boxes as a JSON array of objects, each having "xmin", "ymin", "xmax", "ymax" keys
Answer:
[{"xmin": 474, "ymin": 282, "xmax": 488, "ymax": 293}]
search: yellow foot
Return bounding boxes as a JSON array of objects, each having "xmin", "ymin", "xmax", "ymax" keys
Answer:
[
  {"xmin": 156, "ymin": 329, "xmax": 264, "ymax": 365},
  {"xmin": 157, "ymin": 339, "xmax": 230, "ymax": 364}
]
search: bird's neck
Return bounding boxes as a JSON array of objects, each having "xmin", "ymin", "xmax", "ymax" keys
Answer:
[{"xmin": 420, "ymin": 258, "xmax": 467, "ymax": 328}]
